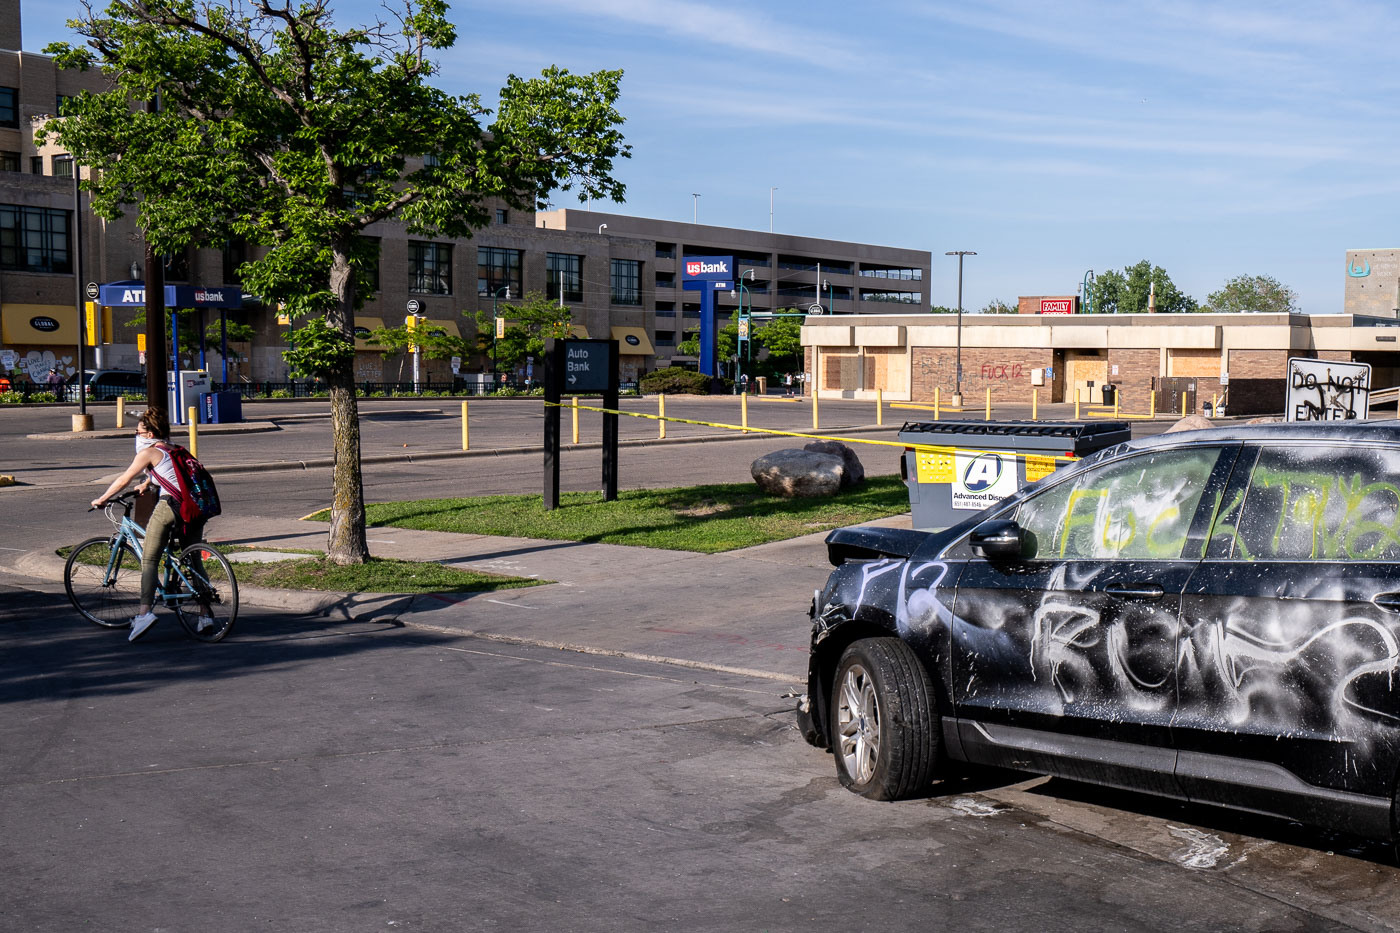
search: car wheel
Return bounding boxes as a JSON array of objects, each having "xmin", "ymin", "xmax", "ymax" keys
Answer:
[{"xmin": 830, "ymin": 637, "xmax": 940, "ymax": 800}]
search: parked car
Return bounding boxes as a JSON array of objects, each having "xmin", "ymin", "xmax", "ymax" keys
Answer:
[
  {"xmin": 798, "ymin": 421, "xmax": 1400, "ymax": 842},
  {"xmin": 63, "ymin": 369, "xmax": 145, "ymax": 401}
]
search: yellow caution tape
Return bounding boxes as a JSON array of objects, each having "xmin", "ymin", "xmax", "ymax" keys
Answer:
[{"xmin": 544, "ymin": 401, "xmax": 1084, "ymax": 466}]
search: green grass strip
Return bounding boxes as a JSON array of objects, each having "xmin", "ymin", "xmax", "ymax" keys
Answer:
[
  {"xmin": 233, "ymin": 556, "xmax": 546, "ymax": 594},
  {"xmin": 313, "ymin": 475, "xmax": 911, "ymax": 553}
]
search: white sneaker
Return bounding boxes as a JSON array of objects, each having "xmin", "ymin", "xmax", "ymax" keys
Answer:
[
  {"xmin": 195, "ymin": 615, "xmax": 215, "ymax": 633},
  {"xmin": 128, "ymin": 612, "xmax": 157, "ymax": 642}
]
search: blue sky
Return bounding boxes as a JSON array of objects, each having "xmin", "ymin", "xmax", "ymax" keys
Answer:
[{"xmin": 22, "ymin": 0, "xmax": 1400, "ymax": 312}]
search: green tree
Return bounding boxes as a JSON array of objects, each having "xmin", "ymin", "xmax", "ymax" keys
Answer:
[
  {"xmin": 46, "ymin": 0, "xmax": 629, "ymax": 563},
  {"xmin": 1092, "ymin": 261, "xmax": 1197, "ymax": 314},
  {"xmin": 755, "ymin": 316, "xmax": 802, "ymax": 371},
  {"xmin": 930, "ymin": 305, "xmax": 958, "ymax": 314},
  {"xmin": 979, "ymin": 299, "xmax": 1017, "ymax": 314},
  {"xmin": 677, "ymin": 312, "xmax": 739, "ymax": 364},
  {"xmin": 1203, "ymin": 274, "xmax": 1299, "ymax": 314},
  {"xmin": 474, "ymin": 291, "xmax": 571, "ymax": 372}
]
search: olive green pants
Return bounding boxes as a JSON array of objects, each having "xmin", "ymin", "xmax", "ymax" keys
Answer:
[{"xmin": 140, "ymin": 498, "xmax": 205, "ymax": 609}]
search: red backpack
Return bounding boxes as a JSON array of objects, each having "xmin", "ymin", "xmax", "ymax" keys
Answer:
[{"xmin": 151, "ymin": 443, "xmax": 222, "ymax": 525}]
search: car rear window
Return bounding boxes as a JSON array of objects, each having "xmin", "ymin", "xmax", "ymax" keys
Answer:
[{"xmin": 1226, "ymin": 445, "xmax": 1400, "ymax": 561}]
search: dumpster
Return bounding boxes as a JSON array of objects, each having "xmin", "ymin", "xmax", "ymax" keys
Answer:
[
  {"xmin": 898, "ymin": 420, "xmax": 1131, "ymax": 531},
  {"xmin": 201, "ymin": 391, "xmax": 243, "ymax": 424}
]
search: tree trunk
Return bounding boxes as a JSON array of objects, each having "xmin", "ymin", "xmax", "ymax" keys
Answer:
[
  {"xmin": 144, "ymin": 240, "xmax": 167, "ymax": 419},
  {"xmin": 324, "ymin": 245, "xmax": 369, "ymax": 565}
]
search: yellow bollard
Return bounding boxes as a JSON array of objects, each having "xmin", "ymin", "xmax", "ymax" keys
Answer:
[
  {"xmin": 659, "ymin": 394, "xmax": 666, "ymax": 439},
  {"xmin": 571, "ymin": 396, "xmax": 579, "ymax": 445},
  {"xmin": 461, "ymin": 400, "xmax": 469, "ymax": 450},
  {"xmin": 1150, "ymin": 392, "xmax": 1156, "ymax": 418},
  {"xmin": 1114, "ymin": 392, "xmax": 1120, "ymax": 417},
  {"xmin": 1075, "ymin": 393, "xmax": 1081, "ymax": 420},
  {"xmin": 115, "ymin": 396, "xmax": 125, "ymax": 429},
  {"xmin": 875, "ymin": 388, "xmax": 883, "ymax": 426},
  {"xmin": 985, "ymin": 387, "xmax": 991, "ymax": 421},
  {"xmin": 811, "ymin": 351, "xmax": 820, "ymax": 430},
  {"xmin": 1182, "ymin": 394, "xmax": 1188, "ymax": 417},
  {"xmin": 188, "ymin": 407, "xmax": 198, "ymax": 459},
  {"xmin": 741, "ymin": 392, "xmax": 749, "ymax": 434},
  {"xmin": 934, "ymin": 387, "xmax": 941, "ymax": 421},
  {"xmin": 1032, "ymin": 388, "xmax": 1038, "ymax": 421}
]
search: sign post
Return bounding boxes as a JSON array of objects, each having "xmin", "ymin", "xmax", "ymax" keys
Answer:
[
  {"xmin": 543, "ymin": 338, "xmax": 619, "ymax": 509},
  {"xmin": 1285, "ymin": 357, "xmax": 1371, "ymax": 422},
  {"xmin": 680, "ymin": 256, "xmax": 733, "ymax": 381}
]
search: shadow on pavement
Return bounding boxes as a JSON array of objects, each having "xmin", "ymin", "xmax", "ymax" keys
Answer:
[{"xmin": 0, "ymin": 583, "xmax": 461, "ymax": 708}]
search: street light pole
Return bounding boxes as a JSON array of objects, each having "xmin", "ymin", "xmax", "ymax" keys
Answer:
[
  {"xmin": 492, "ymin": 285, "xmax": 510, "ymax": 379},
  {"xmin": 692, "ymin": 193, "xmax": 700, "ymax": 224},
  {"xmin": 769, "ymin": 186, "xmax": 777, "ymax": 233},
  {"xmin": 945, "ymin": 250, "xmax": 977, "ymax": 406}
]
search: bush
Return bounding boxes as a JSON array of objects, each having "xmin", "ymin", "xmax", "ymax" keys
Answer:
[{"xmin": 640, "ymin": 367, "xmax": 714, "ymax": 395}]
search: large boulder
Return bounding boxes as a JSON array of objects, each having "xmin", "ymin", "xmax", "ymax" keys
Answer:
[
  {"xmin": 1165, "ymin": 414, "xmax": 1214, "ymax": 433},
  {"xmin": 751, "ymin": 448, "xmax": 845, "ymax": 498},
  {"xmin": 803, "ymin": 440, "xmax": 865, "ymax": 487}
]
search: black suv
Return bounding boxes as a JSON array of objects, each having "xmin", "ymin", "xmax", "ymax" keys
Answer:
[
  {"xmin": 799, "ymin": 421, "xmax": 1400, "ymax": 842},
  {"xmin": 63, "ymin": 369, "xmax": 145, "ymax": 401}
]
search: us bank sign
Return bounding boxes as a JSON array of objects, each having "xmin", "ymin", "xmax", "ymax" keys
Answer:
[{"xmin": 682, "ymin": 256, "xmax": 733, "ymax": 284}]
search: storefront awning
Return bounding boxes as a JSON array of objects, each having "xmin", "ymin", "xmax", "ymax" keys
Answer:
[
  {"xmin": 1, "ymin": 304, "xmax": 79, "ymax": 346},
  {"xmin": 611, "ymin": 326, "xmax": 655, "ymax": 356},
  {"xmin": 570, "ymin": 324, "xmax": 590, "ymax": 338},
  {"xmin": 421, "ymin": 319, "xmax": 461, "ymax": 339},
  {"xmin": 353, "ymin": 317, "xmax": 386, "ymax": 350}
]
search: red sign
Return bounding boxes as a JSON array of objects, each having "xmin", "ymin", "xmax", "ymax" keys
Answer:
[{"xmin": 1040, "ymin": 297, "xmax": 1074, "ymax": 315}]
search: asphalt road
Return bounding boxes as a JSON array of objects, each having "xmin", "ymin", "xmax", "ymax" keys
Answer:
[
  {"xmin": 6, "ymin": 400, "xmax": 1399, "ymax": 930},
  {"xmin": 4, "ymin": 575, "xmax": 1398, "ymax": 932}
]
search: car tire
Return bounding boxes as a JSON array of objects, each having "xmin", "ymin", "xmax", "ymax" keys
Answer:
[{"xmin": 830, "ymin": 637, "xmax": 940, "ymax": 801}]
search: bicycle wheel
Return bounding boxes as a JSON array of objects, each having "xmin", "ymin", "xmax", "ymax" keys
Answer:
[
  {"xmin": 172, "ymin": 543, "xmax": 239, "ymax": 643},
  {"xmin": 64, "ymin": 536, "xmax": 143, "ymax": 629}
]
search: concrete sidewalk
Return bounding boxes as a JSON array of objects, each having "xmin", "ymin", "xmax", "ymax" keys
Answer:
[{"xmin": 7, "ymin": 508, "xmax": 902, "ymax": 684}]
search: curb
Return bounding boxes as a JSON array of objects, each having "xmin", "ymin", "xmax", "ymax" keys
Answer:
[{"xmin": 26, "ymin": 421, "xmax": 283, "ymax": 441}]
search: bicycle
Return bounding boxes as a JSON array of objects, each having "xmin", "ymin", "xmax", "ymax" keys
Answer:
[{"xmin": 64, "ymin": 489, "xmax": 239, "ymax": 643}]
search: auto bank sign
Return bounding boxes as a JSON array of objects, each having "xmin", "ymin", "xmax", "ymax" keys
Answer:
[{"xmin": 682, "ymin": 256, "xmax": 733, "ymax": 283}]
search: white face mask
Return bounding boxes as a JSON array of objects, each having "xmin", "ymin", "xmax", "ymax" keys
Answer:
[{"xmin": 136, "ymin": 434, "xmax": 158, "ymax": 453}]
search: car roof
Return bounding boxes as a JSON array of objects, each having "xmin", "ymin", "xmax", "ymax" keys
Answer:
[{"xmin": 1123, "ymin": 420, "xmax": 1400, "ymax": 453}]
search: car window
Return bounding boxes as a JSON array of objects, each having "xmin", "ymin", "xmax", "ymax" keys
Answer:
[
  {"xmin": 1225, "ymin": 445, "xmax": 1400, "ymax": 561},
  {"xmin": 1015, "ymin": 447, "xmax": 1220, "ymax": 560}
]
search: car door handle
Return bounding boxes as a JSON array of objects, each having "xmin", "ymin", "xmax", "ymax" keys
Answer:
[
  {"xmin": 1373, "ymin": 592, "xmax": 1400, "ymax": 612},
  {"xmin": 1104, "ymin": 583, "xmax": 1165, "ymax": 599}
]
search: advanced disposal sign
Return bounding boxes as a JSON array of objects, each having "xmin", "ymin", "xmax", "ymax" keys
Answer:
[{"xmin": 952, "ymin": 450, "xmax": 1019, "ymax": 510}]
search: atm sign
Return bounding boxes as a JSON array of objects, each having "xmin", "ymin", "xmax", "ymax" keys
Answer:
[{"xmin": 1040, "ymin": 297, "xmax": 1075, "ymax": 315}]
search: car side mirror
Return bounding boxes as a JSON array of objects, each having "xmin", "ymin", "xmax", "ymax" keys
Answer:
[{"xmin": 970, "ymin": 519, "xmax": 1024, "ymax": 561}]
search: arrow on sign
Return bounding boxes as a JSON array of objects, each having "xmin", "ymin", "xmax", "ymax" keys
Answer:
[{"xmin": 568, "ymin": 373, "xmax": 577, "ymax": 385}]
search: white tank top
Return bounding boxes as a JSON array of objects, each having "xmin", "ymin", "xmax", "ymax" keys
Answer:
[{"xmin": 149, "ymin": 445, "xmax": 181, "ymax": 498}]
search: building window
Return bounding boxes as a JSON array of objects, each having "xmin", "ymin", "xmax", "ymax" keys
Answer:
[
  {"xmin": 222, "ymin": 239, "xmax": 247, "ymax": 284},
  {"xmin": 423, "ymin": 152, "xmax": 441, "ymax": 167},
  {"xmin": 357, "ymin": 235, "xmax": 380, "ymax": 293},
  {"xmin": 859, "ymin": 290, "xmax": 922, "ymax": 304},
  {"xmin": 655, "ymin": 271, "xmax": 675, "ymax": 288},
  {"xmin": 656, "ymin": 330, "xmax": 676, "ymax": 346},
  {"xmin": 547, "ymin": 252, "xmax": 583, "ymax": 303},
  {"xmin": 163, "ymin": 249, "xmax": 190, "ymax": 282},
  {"xmin": 611, "ymin": 258, "xmax": 641, "ymax": 305},
  {"xmin": 0, "ymin": 205, "xmax": 72, "ymax": 274},
  {"xmin": 495, "ymin": 209, "xmax": 508, "ymax": 225},
  {"xmin": 859, "ymin": 266, "xmax": 923, "ymax": 281},
  {"xmin": 30, "ymin": 157, "xmax": 43, "ymax": 174},
  {"xmin": 0, "ymin": 151, "xmax": 18, "ymax": 172},
  {"xmin": 655, "ymin": 243, "xmax": 675, "ymax": 259},
  {"xmin": 52, "ymin": 155, "xmax": 74, "ymax": 178},
  {"xmin": 0, "ymin": 87, "xmax": 16, "ymax": 128},
  {"xmin": 409, "ymin": 241, "xmax": 452, "ymax": 295},
  {"xmin": 56, "ymin": 94, "xmax": 77, "ymax": 116},
  {"xmin": 477, "ymin": 246, "xmax": 522, "ymax": 298}
]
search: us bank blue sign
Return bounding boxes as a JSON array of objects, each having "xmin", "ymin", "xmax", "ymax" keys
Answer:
[{"xmin": 681, "ymin": 255, "xmax": 733, "ymax": 284}]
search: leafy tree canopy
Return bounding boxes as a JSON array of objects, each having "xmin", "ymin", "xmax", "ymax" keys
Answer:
[
  {"xmin": 979, "ymin": 299, "xmax": 1017, "ymax": 314},
  {"xmin": 1092, "ymin": 261, "xmax": 1197, "ymax": 314},
  {"xmin": 42, "ymin": 0, "xmax": 629, "ymax": 563},
  {"xmin": 1202, "ymin": 274, "xmax": 1299, "ymax": 314}
]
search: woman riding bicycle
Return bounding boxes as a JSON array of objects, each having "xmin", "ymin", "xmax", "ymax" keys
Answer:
[{"xmin": 90, "ymin": 407, "xmax": 212, "ymax": 641}]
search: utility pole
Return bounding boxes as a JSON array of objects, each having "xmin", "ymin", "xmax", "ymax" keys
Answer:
[
  {"xmin": 691, "ymin": 193, "xmax": 700, "ymax": 224},
  {"xmin": 769, "ymin": 186, "xmax": 777, "ymax": 233},
  {"xmin": 945, "ymin": 250, "xmax": 977, "ymax": 406}
]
